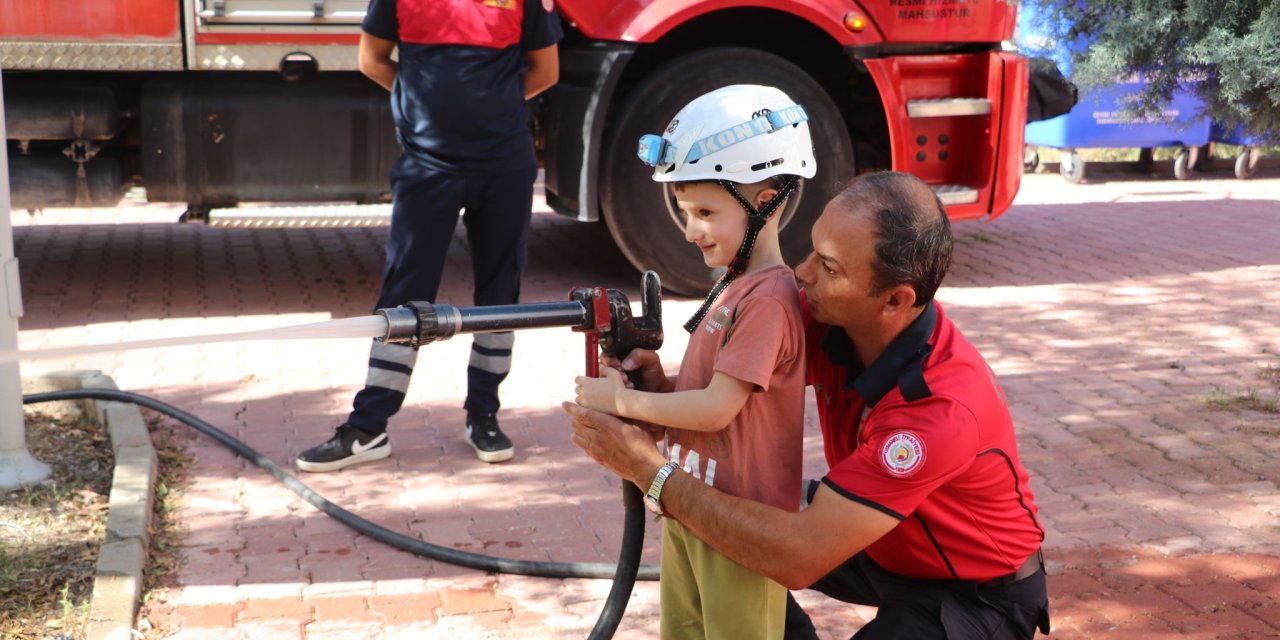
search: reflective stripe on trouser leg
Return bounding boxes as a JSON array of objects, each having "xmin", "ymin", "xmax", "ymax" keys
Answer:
[
  {"xmin": 348, "ymin": 339, "xmax": 418, "ymax": 434},
  {"xmin": 466, "ymin": 331, "xmax": 513, "ymax": 416}
]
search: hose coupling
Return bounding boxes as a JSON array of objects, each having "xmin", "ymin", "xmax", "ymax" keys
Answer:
[{"xmin": 375, "ymin": 301, "xmax": 461, "ymax": 348}]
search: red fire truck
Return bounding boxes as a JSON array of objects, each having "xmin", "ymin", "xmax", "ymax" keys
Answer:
[{"xmin": 2, "ymin": 0, "xmax": 1027, "ymax": 295}]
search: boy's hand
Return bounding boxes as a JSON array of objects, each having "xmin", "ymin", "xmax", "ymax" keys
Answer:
[
  {"xmin": 615, "ymin": 348, "xmax": 674, "ymax": 393},
  {"xmin": 574, "ymin": 367, "xmax": 627, "ymax": 415}
]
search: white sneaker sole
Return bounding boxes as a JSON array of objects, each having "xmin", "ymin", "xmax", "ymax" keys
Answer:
[
  {"xmin": 467, "ymin": 439, "xmax": 514, "ymax": 463},
  {"xmin": 296, "ymin": 444, "xmax": 391, "ymax": 473}
]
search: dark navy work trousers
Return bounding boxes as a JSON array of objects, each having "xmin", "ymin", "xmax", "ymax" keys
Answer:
[
  {"xmin": 347, "ymin": 156, "xmax": 536, "ymax": 435},
  {"xmin": 784, "ymin": 552, "xmax": 1050, "ymax": 640}
]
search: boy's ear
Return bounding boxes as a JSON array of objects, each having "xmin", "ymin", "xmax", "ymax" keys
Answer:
[{"xmin": 753, "ymin": 187, "xmax": 779, "ymax": 209}]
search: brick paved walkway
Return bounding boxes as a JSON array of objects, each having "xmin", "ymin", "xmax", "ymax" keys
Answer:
[{"xmin": 11, "ymin": 170, "xmax": 1280, "ymax": 638}]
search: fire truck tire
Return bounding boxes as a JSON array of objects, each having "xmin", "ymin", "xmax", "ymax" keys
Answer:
[{"xmin": 599, "ymin": 47, "xmax": 855, "ymax": 297}]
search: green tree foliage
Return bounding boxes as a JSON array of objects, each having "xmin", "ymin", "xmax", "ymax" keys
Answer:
[{"xmin": 1022, "ymin": 0, "xmax": 1280, "ymax": 136}]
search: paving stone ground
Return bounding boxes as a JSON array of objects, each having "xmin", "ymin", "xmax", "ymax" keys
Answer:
[{"xmin": 10, "ymin": 168, "xmax": 1280, "ymax": 639}]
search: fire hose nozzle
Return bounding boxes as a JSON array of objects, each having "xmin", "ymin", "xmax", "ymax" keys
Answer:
[
  {"xmin": 376, "ymin": 302, "xmax": 460, "ymax": 348},
  {"xmin": 372, "ymin": 271, "xmax": 662, "ymax": 358}
]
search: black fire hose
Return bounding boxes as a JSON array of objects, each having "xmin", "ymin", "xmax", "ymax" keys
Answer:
[{"xmin": 22, "ymin": 388, "xmax": 658, "ymax": 639}]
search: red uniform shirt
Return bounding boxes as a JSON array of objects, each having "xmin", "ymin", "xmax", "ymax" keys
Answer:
[
  {"xmin": 805, "ymin": 299, "xmax": 1044, "ymax": 581},
  {"xmin": 395, "ymin": 0, "xmax": 524, "ymax": 48}
]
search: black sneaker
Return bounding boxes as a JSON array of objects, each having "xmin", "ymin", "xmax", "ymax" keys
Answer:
[
  {"xmin": 296, "ymin": 424, "xmax": 391, "ymax": 473},
  {"xmin": 465, "ymin": 413, "xmax": 514, "ymax": 463}
]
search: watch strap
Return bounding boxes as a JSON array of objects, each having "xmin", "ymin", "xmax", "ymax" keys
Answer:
[{"xmin": 645, "ymin": 462, "xmax": 678, "ymax": 514}]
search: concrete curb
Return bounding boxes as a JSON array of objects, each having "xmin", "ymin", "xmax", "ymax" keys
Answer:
[{"xmin": 25, "ymin": 370, "xmax": 155, "ymax": 640}]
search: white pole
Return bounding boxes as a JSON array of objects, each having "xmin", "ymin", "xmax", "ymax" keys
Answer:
[{"xmin": 0, "ymin": 63, "xmax": 52, "ymax": 489}]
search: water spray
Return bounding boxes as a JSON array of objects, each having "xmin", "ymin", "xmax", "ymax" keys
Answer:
[{"xmin": 22, "ymin": 271, "xmax": 666, "ymax": 639}]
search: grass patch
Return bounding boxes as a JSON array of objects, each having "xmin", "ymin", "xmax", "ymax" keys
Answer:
[
  {"xmin": 1031, "ymin": 144, "xmax": 1280, "ymax": 163},
  {"xmin": 136, "ymin": 415, "xmax": 196, "ymax": 639},
  {"xmin": 0, "ymin": 404, "xmax": 194, "ymax": 640},
  {"xmin": 1200, "ymin": 387, "xmax": 1280, "ymax": 414},
  {"xmin": 1259, "ymin": 360, "xmax": 1280, "ymax": 385},
  {"xmin": 0, "ymin": 409, "xmax": 112, "ymax": 639}
]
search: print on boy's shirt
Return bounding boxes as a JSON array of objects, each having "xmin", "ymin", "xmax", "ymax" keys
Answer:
[
  {"xmin": 668, "ymin": 442, "xmax": 718, "ymax": 486},
  {"xmin": 704, "ymin": 305, "xmax": 732, "ymax": 335}
]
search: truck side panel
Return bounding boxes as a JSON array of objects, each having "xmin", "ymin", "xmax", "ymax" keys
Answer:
[
  {"xmin": 554, "ymin": 0, "xmax": 1015, "ymax": 45},
  {"xmin": 859, "ymin": 0, "xmax": 1016, "ymax": 43},
  {"xmin": 0, "ymin": 0, "xmax": 181, "ymax": 40},
  {"xmin": 554, "ymin": 0, "xmax": 881, "ymax": 44}
]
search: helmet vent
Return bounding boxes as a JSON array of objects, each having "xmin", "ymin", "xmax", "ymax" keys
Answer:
[{"xmin": 751, "ymin": 158, "xmax": 784, "ymax": 172}]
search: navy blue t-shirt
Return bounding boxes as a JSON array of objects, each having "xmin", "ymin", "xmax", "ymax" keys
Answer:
[{"xmin": 363, "ymin": 0, "xmax": 562, "ymax": 174}]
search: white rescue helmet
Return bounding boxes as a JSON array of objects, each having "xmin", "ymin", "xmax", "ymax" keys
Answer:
[{"xmin": 637, "ymin": 84, "xmax": 817, "ymax": 184}]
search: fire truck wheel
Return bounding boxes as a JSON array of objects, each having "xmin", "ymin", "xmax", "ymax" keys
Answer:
[{"xmin": 599, "ymin": 47, "xmax": 855, "ymax": 297}]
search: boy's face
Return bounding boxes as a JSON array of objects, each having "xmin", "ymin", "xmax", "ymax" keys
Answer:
[{"xmin": 674, "ymin": 182, "xmax": 750, "ymax": 269}]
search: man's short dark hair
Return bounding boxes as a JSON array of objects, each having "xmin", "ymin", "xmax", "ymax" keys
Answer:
[{"xmin": 833, "ymin": 171, "xmax": 953, "ymax": 306}]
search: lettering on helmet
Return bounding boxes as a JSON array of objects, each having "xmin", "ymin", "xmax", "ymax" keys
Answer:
[{"xmin": 694, "ymin": 118, "xmax": 773, "ymax": 158}]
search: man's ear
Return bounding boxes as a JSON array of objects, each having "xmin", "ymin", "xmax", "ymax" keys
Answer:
[{"xmin": 882, "ymin": 284, "xmax": 918, "ymax": 317}]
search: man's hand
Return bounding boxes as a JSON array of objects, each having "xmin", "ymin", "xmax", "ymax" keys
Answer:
[
  {"xmin": 574, "ymin": 367, "xmax": 626, "ymax": 414},
  {"xmin": 564, "ymin": 402, "xmax": 666, "ymax": 488}
]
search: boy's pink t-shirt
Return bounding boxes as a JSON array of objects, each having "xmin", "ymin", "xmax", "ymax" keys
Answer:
[{"xmin": 666, "ymin": 264, "xmax": 806, "ymax": 511}]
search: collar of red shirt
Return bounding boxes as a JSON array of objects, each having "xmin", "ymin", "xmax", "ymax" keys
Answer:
[{"xmin": 820, "ymin": 300, "xmax": 938, "ymax": 405}]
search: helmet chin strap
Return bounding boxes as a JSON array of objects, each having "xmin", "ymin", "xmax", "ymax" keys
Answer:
[{"xmin": 683, "ymin": 175, "xmax": 800, "ymax": 333}]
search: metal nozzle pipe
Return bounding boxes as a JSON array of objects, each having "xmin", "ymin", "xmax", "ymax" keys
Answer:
[{"xmin": 376, "ymin": 300, "xmax": 591, "ymax": 348}]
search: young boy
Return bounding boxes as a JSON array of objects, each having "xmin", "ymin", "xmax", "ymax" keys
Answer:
[{"xmin": 575, "ymin": 84, "xmax": 816, "ymax": 640}]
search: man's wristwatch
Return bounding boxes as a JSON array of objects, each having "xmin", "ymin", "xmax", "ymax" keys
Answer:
[{"xmin": 644, "ymin": 462, "xmax": 678, "ymax": 515}]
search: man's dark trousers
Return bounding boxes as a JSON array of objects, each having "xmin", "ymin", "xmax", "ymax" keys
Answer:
[
  {"xmin": 348, "ymin": 157, "xmax": 537, "ymax": 435},
  {"xmin": 784, "ymin": 552, "xmax": 1050, "ymax": 639}
]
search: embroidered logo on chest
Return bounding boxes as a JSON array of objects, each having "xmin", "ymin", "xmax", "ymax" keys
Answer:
[{"xmin": 881, "ymin": 431, "xmax": 925, "ymax": 476}]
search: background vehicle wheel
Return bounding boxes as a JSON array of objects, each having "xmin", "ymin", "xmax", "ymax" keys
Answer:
[
  {"xmin": 1192, "ymin": 143, "xmax": 1215, "ymax": 172},
  {"xmin": 1135, "ymin": 147, "xmax": 1154, "ymax": 173},
  {"xmin": 599, "ymin": 47, "xmax": 855, "ymax": 297},
  {"xmin": 1060, "ymin": 150, "xmax": 1085, "ymax": 184},
  {"xmin": 1173, "ymin": 148, "xmax": 1191, "ymax": 180},
  {"xmin": 1023, "ymin": 147, "xmax": 1040, "ymax": 173},
  {"xmin": 1235, "ymin": 148, "xmax": 1258, "ymax": 180}
]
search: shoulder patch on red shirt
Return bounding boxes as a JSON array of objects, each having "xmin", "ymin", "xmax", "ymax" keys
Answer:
[{"xmin": 881, "ymin": 431, "xmax": 926, "ymax": 477}]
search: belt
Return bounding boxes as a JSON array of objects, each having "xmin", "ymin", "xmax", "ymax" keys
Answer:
[{"xmin": 981, "ymin": 548, "xmax": 1044, "ymax": 588}]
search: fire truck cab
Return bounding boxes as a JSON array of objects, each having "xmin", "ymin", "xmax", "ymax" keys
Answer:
[{"xmin": 2, "ymin": 0, "xmax": 1028, "ymax": 295}]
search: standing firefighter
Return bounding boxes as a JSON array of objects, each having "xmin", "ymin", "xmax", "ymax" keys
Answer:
[{"xmin": 298, "ymin": 0, "xmax": 562, "ymax": 472}]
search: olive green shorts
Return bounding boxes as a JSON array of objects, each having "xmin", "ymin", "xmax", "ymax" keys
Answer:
[{"xmin": 660, "ymin": 518, "xmax": 787, "ymax": 640}]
